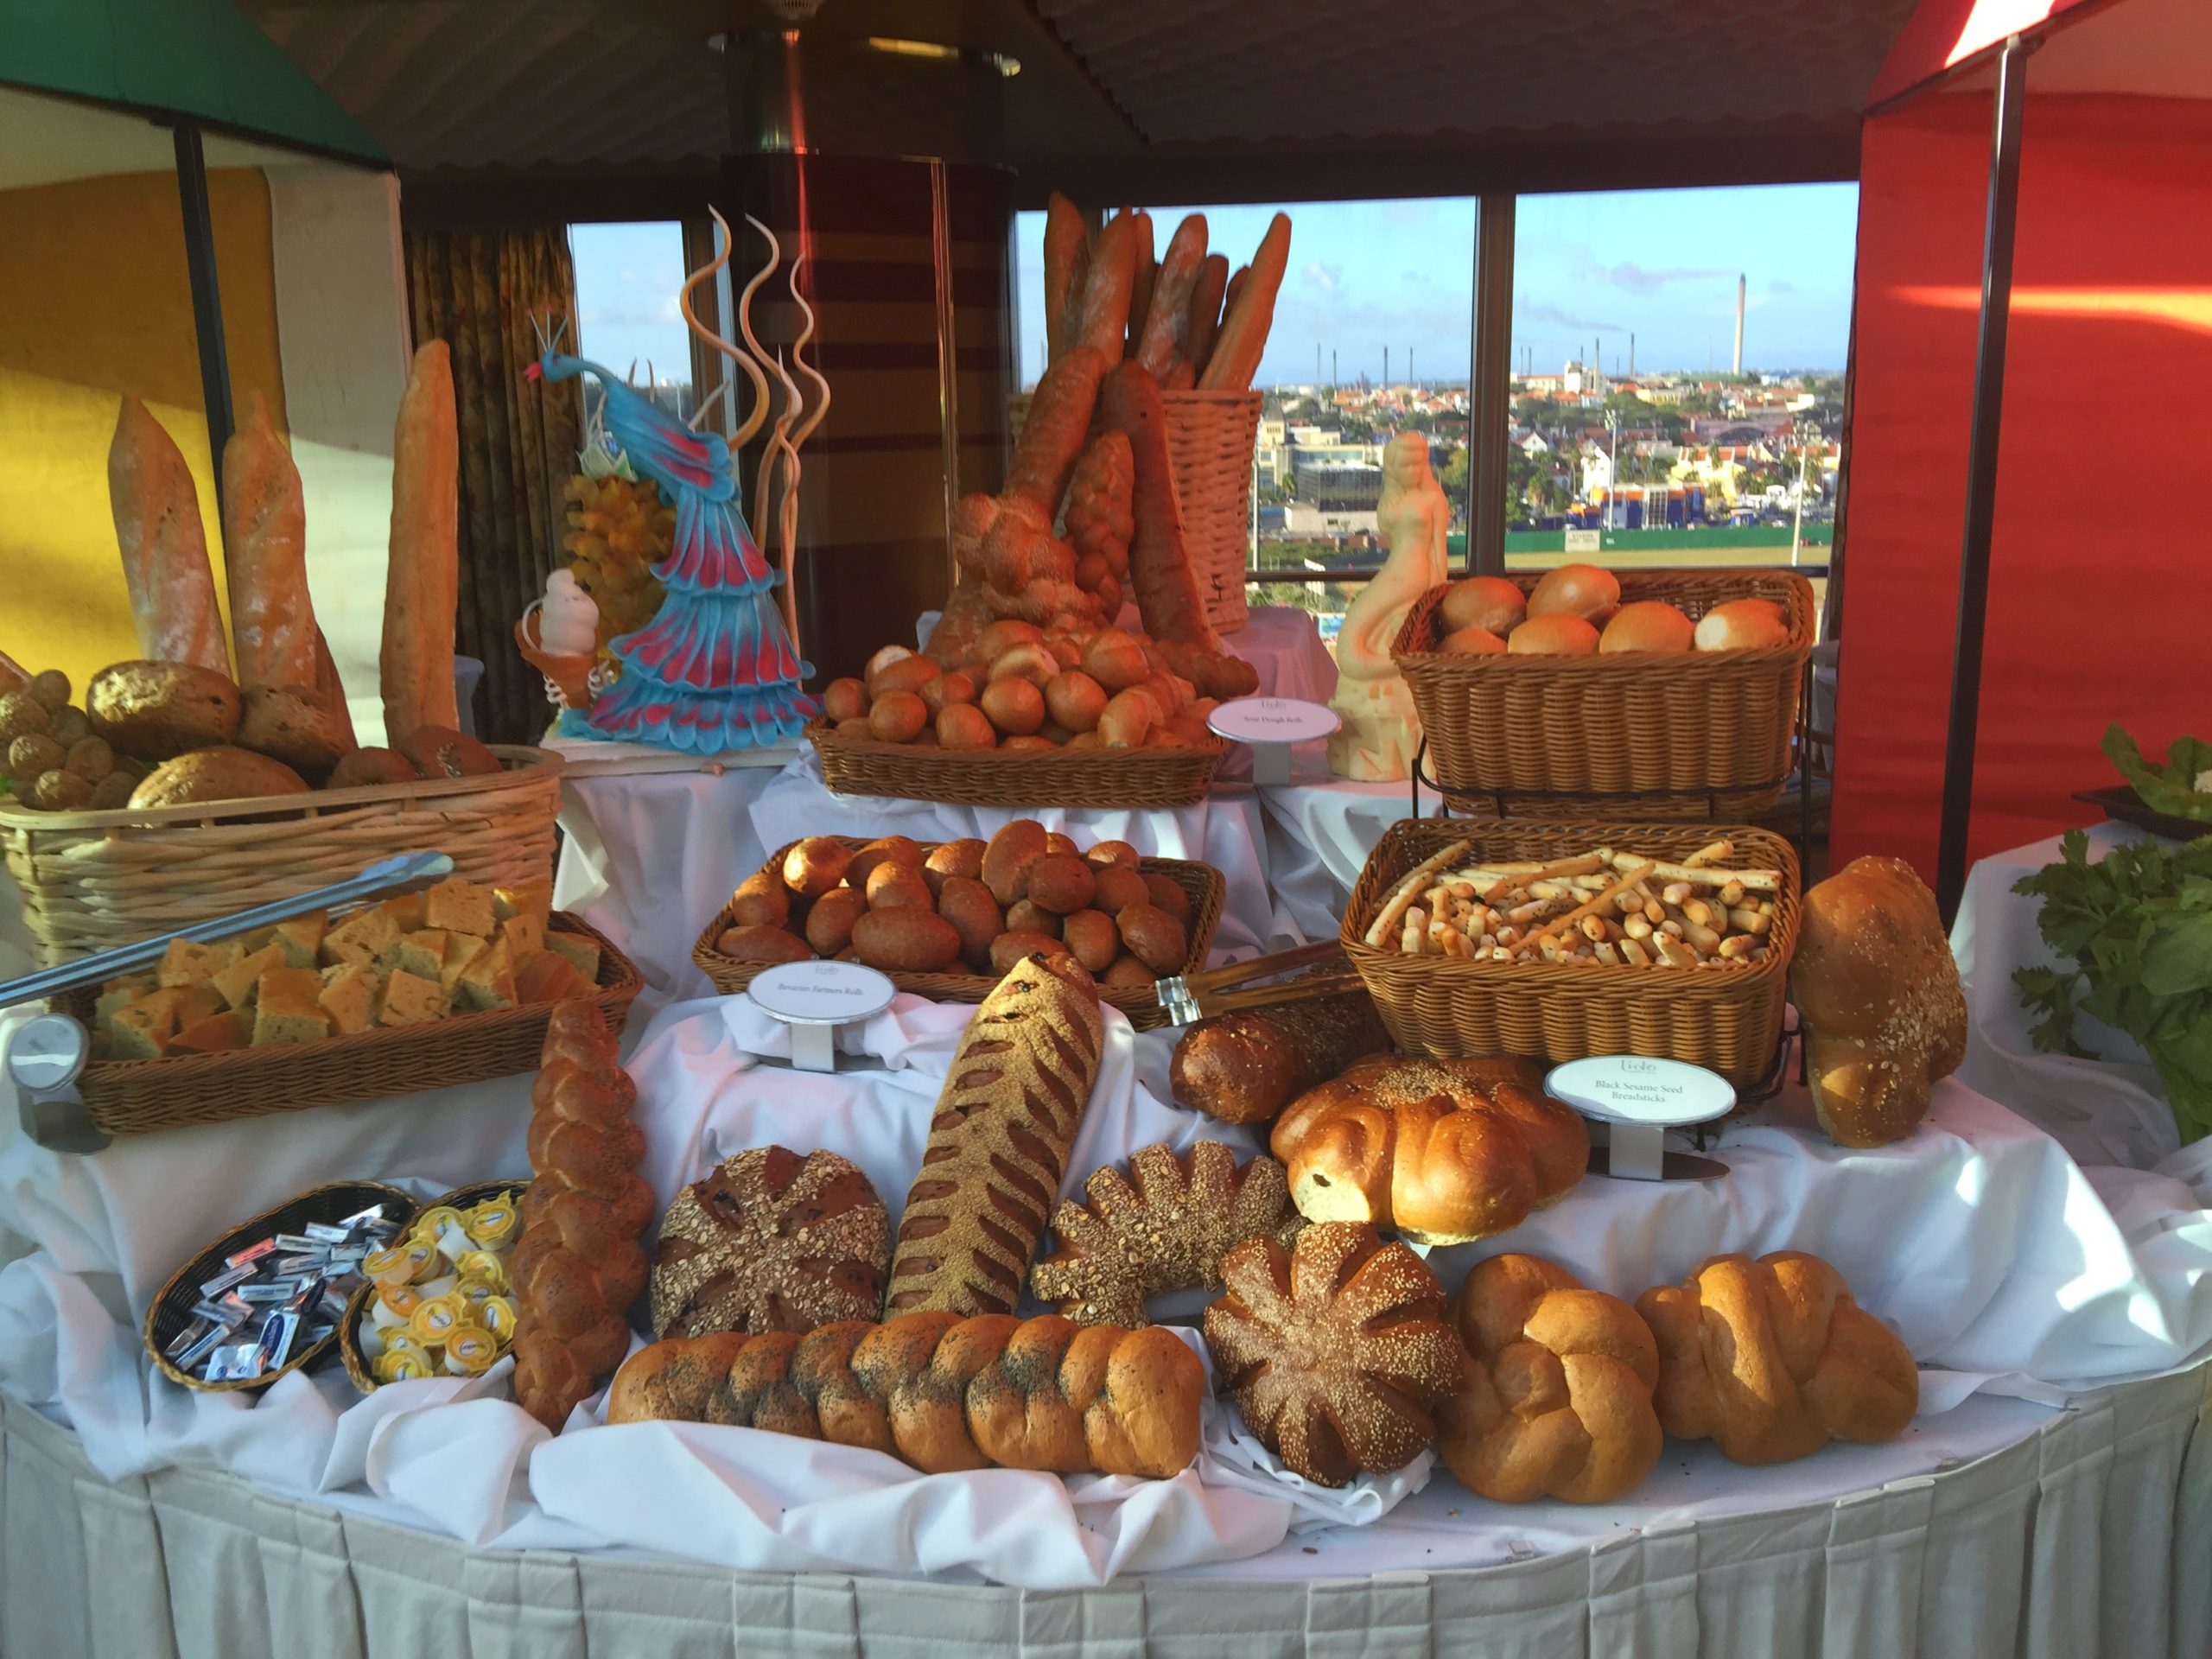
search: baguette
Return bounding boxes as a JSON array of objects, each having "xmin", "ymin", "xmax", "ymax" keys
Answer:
[
  {"xmin": 606, "ymin": 1313, "xmax": 1204, "ymax": 1478},
  {"xmin": 1043, "ymin": 193, "xmax": 1088, "ymax": 367},
  {"xmin": 1073, "ymin": 213, "xmax": 1138, "ymax": 366},
  {"xmin": 1135, "ymin": 214, "xmax": 1208, "ymax": 381},
  {"xmin": 1169, "ymin": 992, "xmax": 1393, "ymax": 1127},
  {"xmin": 1198, "ymin": 213, "xmax": 1291, "ymax": 391},
  {"xmin": 1097, "ymin": 361, "xmax": 1224, "ymax": 652},
  {"xmin": 887, "ymin": 954, "xmax": 1103, "ymax": 1316},
  {"xmin": 311, "ymin": 628, "xmax": 359, "ymax": 747},
  {"xmin": 1006, "ymin": 346, "xmax": 1108, "ymax": 515},
  {"xmin": 107, "ymin": 396, "xmax": 229, "ymax": 674},
  {"xmin": 1183, "ymin": 253, "xmax": 1230, "ymax": 381},
  {"xmin": 220, "ymin": 391, "xmax": 319, "ymax": 692},
  {"xmin": 380, "ymin": 341, "xmax": 461, "ymax": 743},
  {"xmin": 1124, "ymin": 210, "xmax": 1155, "ymax": 364}
]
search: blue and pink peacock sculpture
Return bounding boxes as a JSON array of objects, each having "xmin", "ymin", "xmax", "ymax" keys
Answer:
[{"xmin": 524, "ymin": 209, "xmax": 823, "ymax": 753}]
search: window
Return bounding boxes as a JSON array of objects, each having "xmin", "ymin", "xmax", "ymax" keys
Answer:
[{"xmin": 568, "ymin": 221, "xmax": 699, "ymax": 431}]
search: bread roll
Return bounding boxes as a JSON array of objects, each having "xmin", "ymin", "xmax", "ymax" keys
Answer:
[
  {"xmin": 1526, "ymin": 563, "xmax": 1619, "ymax": 623},
  {"xmin": 107, "ymin": 397, "xmax": 229, "ymax": 674},
  {"xmin": 1168, "ymin": 992, "xmax": 1391, "ymax": 1127},
  {"xmin": 1141, "ymin": 872, "xmax": 1191, "ymax": 927},
  {"xmin": 804, "ymin": 887, "xmax": 865, "ymax": 956},
  {"xmin": 783, "ymin": 837, "xmax": 853, "ymax": 896},
  {"xmin": 989, "ymin": 931, "xmax": 1066, "ymax": 975},
  {"xmin": 1115, "ymin": 902, "xmax": 1187, "ymax": 974},
  {"xmin": 846, "ymin": 836, "xmax": 925, "ymax": 889},
  {"xmin": 380, "ymin": 341, "xmax": 461, "ymax": 743},
  {"xmin": 128, "ymin": 746, "xmax": 308, "ymax": 808},
  {"xmin": 729, "ymin": 868, "xmax": 791, "ymax": 930},
  {"xmin": 1058, "ymin": 908, "xmax": 1120, "ymax": 973},
  {"xmin": 1024, "ymin": 853, "xmax": 1097, "ymax": 915},
  {"xmin": 935, "ymin": 703, "xmax": 997, "ymax": 750},
  {"xmin": 850, "ymin": 907, "xmax": 963, "ymax": 971},
  {"xmin": 86, "ymin": 661, "xmax": 241, "ymax": 761},
  {"xmin": 716, "ymin": 924, "xmax": 812, "ymax": 963},
  {"xmin": 924, "ymin": 837, "xmax": 987, "ymax": 893},
  {"xmin": 934, "ymin": 876, "xmax": 1003, "ymax": 968},
  {"xmin": 221, "ymin": 391, "xmax": 320, "ymax": 693},
  {"xmin": 868, "ymin": 690, "xmax": 928, "ymax": 742},
  {"xmin": 1506, "ymin": 614, "xmax": 1599, "ymax": 656},
  {"xmin": 1439, "ymin": 626, "xmax": 1506, "ymax": 655},
  {"xmin": 1598, "ymin": 601, "xmax": 1694, "ymax": 654},
  {"xmin": 1439, "ymin": 575, "xmax": 1526, "ymax": 636},
  {"xmin": 981, "ymin": 820, "xmax": 1049, "ymax": 906},
  {"xmin": 1694, "ymin": 598, "xmax": 1789, "ymax": 652},
  {"xmin": 1004, "ymin": 898, "xmax": 1061, "ymax": 938},
  {"xmin": 1092, "ymin": 865, "xmax": 1149, "ymax": 914},
  {"xmin": 823, "ymin": 677, "xmax": 868, "ymax": 721},
  {"xmin": 238, "ymin": 684, "xmax": 353, "ymax": 780},
  {"xmin": 327, "ymin": 747, "xmax": 416, "ymax": 789},
  {"xmin": 397, "ymin": 724, "xmax": 500, "ymax": 779}
]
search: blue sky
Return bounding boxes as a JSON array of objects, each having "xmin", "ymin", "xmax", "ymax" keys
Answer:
[{"xmin": 567, "ymin": 221, "xmax": 694, "ymax": 389}]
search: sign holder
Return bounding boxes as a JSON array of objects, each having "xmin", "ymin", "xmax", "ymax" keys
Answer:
[
  {"xmin": 743, "ymin": 960, "xmax": 897, "ymax": 1072},
  {"xmin": 1545, "ymin": 1054, "xmax": 1734, "ymax": 1182},
  {"xmin": 1206, "ymin": 696, "xmax": 1340, "ymax": 787}
]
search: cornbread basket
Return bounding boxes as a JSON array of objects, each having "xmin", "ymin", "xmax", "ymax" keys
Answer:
[
  {"xmin": 146, "ymin": 1180, "xmax": 416, "ymax": 1393},
  {"xmin": 60, "ymin": 912, "xmax": 640, "ymax": 1137},
  {"xmin": 338, "ymin": 1179, "xmax": 531, "ymax": 1393},
  {"xmin": 1340, "ymin": 819, "xmax": 1800, "ymax": 1088},
  {"xmin": 695, "ymin": 836, "xmax": 1226, "ymax": 1030},
  {"xmin": 807, "ymin": 719, "xmax": 1225, "ymax": 810},
  {"xmin": 0, "ymin": 746, "xmax": 563, "ymax": 966},
  {"xmin": 1392, "ymin": 571, "xmax": 1814, "ymax": 819},
  {"xmin": 1007, "ymin": 387, "xmax": 1262, "ymax": 634}
]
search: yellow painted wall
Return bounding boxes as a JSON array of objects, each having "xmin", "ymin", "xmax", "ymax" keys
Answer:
[{"xmin": 0, "ymin": 168, "xmax": 287, "ymax": 692}]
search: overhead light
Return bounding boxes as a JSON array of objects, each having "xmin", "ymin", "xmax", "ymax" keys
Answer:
[{"xmin": 861, "ymin": 36, "xmax": 1020, "ymax": 76}]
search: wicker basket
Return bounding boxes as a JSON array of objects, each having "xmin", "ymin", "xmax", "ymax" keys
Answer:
[
  {"xmin": 808, "ymin": 719, "xmax": 1224, "ymax": 810},
  {"xmin": 1393, "ymin": 570, "xmax": 1814, "ymax": 819},
  {"xmin": 337, "ymin": 1179, "xmax": 531, "ymax": 1393},
  {"xmin": 1008, "ymin": 387, "xmax": 1262, "ymax": 634},
  {"xmin": 0, "ymin": 746, "xmax": 564, "ymax": 966},
  {"xmin": 61, "ymin": 913, "xmax": 640, "ymax": 1137},
  {"xmin": 1340, "ymin": 819, "xmax": 1800, "ymax": 1088},
  {"xmin": 145, "ymin": 1180, "xmax": 416, "ymax": 1393},
  {"xmin": 694, "ymin": 837, "xmax": 1226, "ymax": 1030}
]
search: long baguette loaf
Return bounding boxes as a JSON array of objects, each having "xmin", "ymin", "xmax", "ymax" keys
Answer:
[
  {"xmin": 1005, "ymin": 346, "xmax": 1107, "ymax": 516},
  {"xmin": 1135, "ymin": 213, "xmax": 1209, "ymax": 382},
  {"xmin": 1072, "ymin": 213, "xmax": 1138, "ymax": 366},
  {"xmin": 107, "ymin": 397, "xmax": 229, "ymax": 674},
  {"xmin": 1043, "ymin": 193, "xmax": 1088, "ymax": 367},
  {"xmin": 380, "ymin": 340, "xmax": 461, "ymax": 743},
  {"xmin": 1198, "ymin": 213, "xmax": 1290, "ymax": 392},
  {"xmin": 1168, "ymin": 991, "xmax": 1393, "ymax": 1127},
  {"xmin": 220, "ymin": 391, "xmax": 318, "ymax": 692},
  {"xmin": 1097, "ymin": 361, "xmax": 1224, "ymax": 654},
  {"xmin": 606, "ymin": 1312, "xmax": 1203, "ymax": 1478},
  {"xmin": 1182, "ymin": 253, "xmax": 1230, "ymax": 384},
  {"xmin": 887, "ymin": 954, "xmax": 1103, "ymax": 1317},
  {"xmin": 512, "ymin": 1001, "xmax": 653, "ymax": 1430}
]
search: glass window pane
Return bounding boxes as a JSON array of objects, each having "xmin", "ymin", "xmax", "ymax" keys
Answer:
[{"xmin": 569, "ymin": 221, "xmax": 697, "ymax": 425}]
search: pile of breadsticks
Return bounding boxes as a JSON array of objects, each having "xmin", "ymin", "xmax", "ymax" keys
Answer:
[{"xmin": 1362, "ymin": 839, "xmax": 1783, "ymax": 968}]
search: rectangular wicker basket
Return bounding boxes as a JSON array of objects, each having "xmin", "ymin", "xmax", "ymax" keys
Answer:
[
  {"xmin": 1339, "ymin": 818, "xmax": 1800, "ymax": 1087},
  {"xmin": 1392, "ymin": 569, "xmax": 1815, "ymax": 819},
  {"xmin": 0, "ymin": 745, "xmax": 563, "ymax": 965},
  {"xmin": 62, "ymin": 912, "xmax": 640, "ymax": 1137},
  {"xmin": 695, "ymin": 836, "xmax": 1225, "ymax": 1030},
  {"xmin": 1007, "ymin": 386, "xmax": 1262, "ymax": 634},
  {"xmin": 807, "ymin": 719, "xmax": 1224, "ymax": 810}
]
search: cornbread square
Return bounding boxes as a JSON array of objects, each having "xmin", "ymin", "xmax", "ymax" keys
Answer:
[
  {"xmin": 377, "ymin": 969, "xmax": 448, "ymax": 1027},
  {"xmin": 497, "ymin": 912, "xmax": 543, "ymax": 960},
  {"xmin": 269, "ymin": 914, "xmax": 326, "ymax": 969},
  {"xmin": 381, "ymin": 892, "xmax": 427, "ymax": 932},
  {"xmin": 515, "ymin": 948, "xmax": 590, "ymax": 1004},
  {"xmin": 251, "ymin": 969, "xmax": 330, "ymax": 1046},
  {"xmin": 94, "ymin": 973, "xmax": 157, "ymax": 1025},
  {"xmin": 438, "ymin": 931, "xmax": 486, "ymax": 992},
  {"xmin": 157, "ymin": 938, "xmax": 241, "ymax": 989},
  {"xmin": 454, "ymin": 936, "xmax": 517, "ymax": 1011},
  {"xmin": 169, "ymin": 1011, "xmax": 251, "ymax": 1053},
  {"xmin": 493, "ymin": 878, "xmax": 552, "ymax": 931},
  {"xmin": 317, "ymin": 962, "xmax": 383, "ymax": 1035},
  {"xmin": 106, "ymin": 1000, "xmax": 175, "ymax": 1059},
  {"xmin": 423, "ymin": 877, "xmax": 494, "ymax": 939},
  {"xmin": 321, "ymin": 906, "xmax": 402, "ymax": 968},
  {"xmin": 168, "ymin": 986, "xmax": 224, "ymax": 1029},
  {"xmin": 209, "ymin": 944, "xmax": 287, "ymax": 1011},
  {"xmin": 397, "ymin": 930, "xmax": 448, "ymax": 981},
  {"xmin": 542, "ymin": 931, "xmax": 601, "ymax": 984}
]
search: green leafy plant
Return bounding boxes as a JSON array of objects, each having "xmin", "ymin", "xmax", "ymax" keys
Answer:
[
  {"xmin": 2102, "ymin": 722, "xmax": 2212, "ymax": 823},
  {"xmin": 2013, "ymin": 829, "xmax": 2212, "ymax": 1142}
]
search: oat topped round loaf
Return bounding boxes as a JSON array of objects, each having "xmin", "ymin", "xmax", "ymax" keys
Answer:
[{"xmin": 649, "ymin": 1146, "xmax": 889, "ymax": 1338}]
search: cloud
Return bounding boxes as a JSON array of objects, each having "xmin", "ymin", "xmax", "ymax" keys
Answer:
[
  {"xmin": 1516, "ymin": 299, "xmax": 1622, "ymax": 332},
  {"xmin": 1302, "ymin": 260, "xmax": 1342, "ymax": 296},
  {"xmin": 1768, "ymin": 278, "xmax": 1796, "ymax": 295},
  {"xmin": 1594, "ymin": 261, "xmax": 1733, "ymax": 295}
]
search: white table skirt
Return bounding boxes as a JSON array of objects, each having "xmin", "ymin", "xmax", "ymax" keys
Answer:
[{"xmin": 5, "ymin": 1366, "xmax": 2207, "ymax": 1659}]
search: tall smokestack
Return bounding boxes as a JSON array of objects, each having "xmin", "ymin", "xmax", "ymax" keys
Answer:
[
  {"xmin": 1732, "ymin": 275, "xmax": 1745, "ymax": 375},
  {"xmin": 1629, "ymin": 333, "xmax": 1635, "ymax": 377},
  {"xmin": 1383, "ymin": 346, "xmax": 1389, "ymax": 387}
]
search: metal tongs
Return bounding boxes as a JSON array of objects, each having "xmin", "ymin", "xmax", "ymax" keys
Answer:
[{"xmin": 1149, "ymin": 939, "xmax": 1364, "ymax": 1026}]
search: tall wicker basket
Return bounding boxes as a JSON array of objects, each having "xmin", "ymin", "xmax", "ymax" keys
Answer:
[
  {"xmin": 0, "ymin": 747, "xmax": 563, "ymax": 965},
  {"xmin": 1007, "ymin": 387, "xmax": 1262, "ymax": 635}
]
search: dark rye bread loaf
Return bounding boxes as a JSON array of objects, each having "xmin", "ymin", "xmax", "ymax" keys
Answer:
[{"xmin": 887, "ymin": 953, "xmax": 1104, "ymax": 1316}]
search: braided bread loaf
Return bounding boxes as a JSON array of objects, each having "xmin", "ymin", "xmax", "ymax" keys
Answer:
[
  {"xmin": 512, "ymin": 1001, "xmax": 652, "ymax": 1429},
  {"xmin": 887, "ymin": 953, "xmax": 1104, "ymax": 1316},
  {"xmin": 605, "ymin": 1311, "xmax": 1203, "ymax": 1478}
]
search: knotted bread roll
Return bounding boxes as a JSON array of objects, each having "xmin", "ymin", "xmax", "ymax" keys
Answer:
[{"xmin": 1436, "ymin": 1254, "xmax": 1662, "ymax": 1503}]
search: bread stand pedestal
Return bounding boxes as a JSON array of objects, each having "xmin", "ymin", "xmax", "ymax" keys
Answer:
[
  {"xmin": 1207, "ymin": 696, "xmax": 1339, "ymax": 788},
  {"xmin": 742, "ymin": 960, "xmax": 895, "ymax": 1072},
  {"xmin": 1549, "ymin": 1054, "xmax": 1733, "ymax": 1182}
]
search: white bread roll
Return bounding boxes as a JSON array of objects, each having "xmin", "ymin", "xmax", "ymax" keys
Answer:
[
  {"xmin": 1599, "ymin": 601, "xmax": 1694, "ymax": 654},
  {"xmin": 1506, "ymin": 614, "xmax": 1599, "ymax": 655},
  {"xmin": 1526, "ymin": 563, "xmax": 1619, "ymax": 624},
  {"xmin": 1439, "ymin": 576, "xmax": 1527, "ymax": 637},
  {"xmin": 1693, "ymin": 598, "xmax": 1789, "ymax": 652}
]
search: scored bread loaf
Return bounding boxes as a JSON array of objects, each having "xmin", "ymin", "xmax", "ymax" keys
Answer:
[
  {"xmin": 1167, "ymin": 990, "xmax": 1391, "ymax": 1126},
  {"xmin": 887, "ymin": 953, "xmax": 1104, "ymax": 1317},
  {"xmin": 380, "ymin": 341, "xmax": 461, "ymax": 743},
  {"xmin": 512, "ymin": 1001, "xmax": 653, "ymax": 1430},
  {"xmin": 220, "ymin": 391, "xmax": 319, "ymax": 693},
  {"xmin": 107, "ymin": 396, "xmax": 230, "ymax": 674},
  {"xmin": 606, "ymin": 1311, "xmax": 1204, "ymax": 1478}
]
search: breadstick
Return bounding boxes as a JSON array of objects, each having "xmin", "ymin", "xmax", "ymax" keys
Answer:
[
  {"xmin": 1482, "ymin": 850, "xmax": 1607, "ymax": 906},
  {"xmin": 1616, "ymin": 856, "xmax": 1780, "ymax": 893},
  {"xmin": 1363, "ymin": 838, "xmax": 1471, "ymax": 946},
  {"xmin": 1512, "ymin": 860, "xmax": 1653, "ymax": 956},
  {"xmin": 1728, "ymin": 906, "xmax": 1771, "ymax": 936},
  {"xmin": 1682, "ymin": 839, "xmax": 1734, "ymax": 868}
]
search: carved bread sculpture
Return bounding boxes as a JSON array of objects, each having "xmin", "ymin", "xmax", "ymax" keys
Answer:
[
  {"xmin": 1030, "ymin": 1141, "xmax": 1301, "ymax": 1325},
  {"xmin": 651, "ymin": 1146, "xmax": 887, "ymax": 1338},
  {"xmin": 1268, "ymin": 1055, "xmax": 1587, "ymax": 1245},
  {"xmin": 606, "ymin": 1311, "xmax": 1204, "ymax": 1478},
  {"xmin": 1436, "ymin": 1253, "xmax": 1662, "ymax": 1503},
  {"xmin": 887, "ymin": 952, "xmax": 1104, "ymax": 1316},
  {"xmin": 1202, "ymin": 1221, "xmax": 1465, "ymax": 1486},
  {"xmin": 512, "ymin": 1001, "xmax": 653, "ymax": 1430},
  {"xmin": 1637, "ymin": 1251, "xmax": 1919, "ymax": 1465}
]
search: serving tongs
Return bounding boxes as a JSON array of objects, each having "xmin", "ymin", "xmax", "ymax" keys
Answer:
[
  {"xmin": 2, "ymin": 851, "xmax": 455, "ymax": 1153},
  {"xmin": 1148, "ymin": 939, "xmax": 1365, "ymax": 1026}
]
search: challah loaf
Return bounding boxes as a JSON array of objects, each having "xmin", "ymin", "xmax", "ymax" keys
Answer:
[
  {"xmin": 1436, "ymin": 1254, "xmax": 1662, "ymax": 1503},
  {"xmin": 606, "ymin": 1312, "xmax": 1204, "ymax": 1478},
  {"xmin": 1637, "ymin": 1251, "xmax": 1918, "ymax": 1465},
  {"xmin": 512, "ymin": 1001, "xmax": 652, "ymax": 1430}
]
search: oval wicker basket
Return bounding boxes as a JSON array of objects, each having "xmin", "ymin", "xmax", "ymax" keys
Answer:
[
  {"xmin": 1007, "ymin": 386, "xmax": 1262, "ymax": 635},
  {"xmin": 1339, "ymin": 818, "xmax": 1800, "ymax": 1088},
  {"xmin": 145, "ymin": 1180, "xmax": 416, "ymax": 1393},
  {"xmin": 338, "ymin": 1178, "xmax": 531, "ymax": 1394},
  {"xmin": 1392, "ymin": 570, "xmax": 1814, "ymax": 819},
  {"xmin": 0, "ymin": 745, "xmax": 564, "ymax": 965},
  {"xmin": 807, "ymin": 719, "xmax": 1224, "ymax": 810},
  {"xmin": 694, "ymin": 836, "xmax": 1226, "ymax": 1029},
  {"xmin": 60, "ymin": 912, "xmax": 641, "ymax": 1138}
]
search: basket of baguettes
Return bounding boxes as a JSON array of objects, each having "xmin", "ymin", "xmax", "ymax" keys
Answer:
[
  {"xmin": 0, "ymin": 347, "xmax": 559, "ymax": 965},
  {"xmin": 694, "ymin": 823, "xmax": 1224, "ymax": 1030},
  {"xmin": 1341, "ymin": 819, "xmax": 1800, "ymax": 1088},
  {"xmin": 1392, "ymin": 563, "xmax": 1815, "ymax": 819}
]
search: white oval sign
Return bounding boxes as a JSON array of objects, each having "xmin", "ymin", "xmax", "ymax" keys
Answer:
[
  {"xmin": 745, "ymin": 960, "xmax": 897, "ymax": 1026},
  {"xmin": 1544, "ymin": 1055, "xmax": 1734, "ymax": 1127},
  {"xmin": 1206, "ymin": 696, "xmax": 1341, "ymax": 745}
]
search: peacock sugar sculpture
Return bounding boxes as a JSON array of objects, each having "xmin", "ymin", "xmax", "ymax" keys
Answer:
[{"xmin": 523, "ymin": 209, "xmax": 820, "ymax": 753}]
